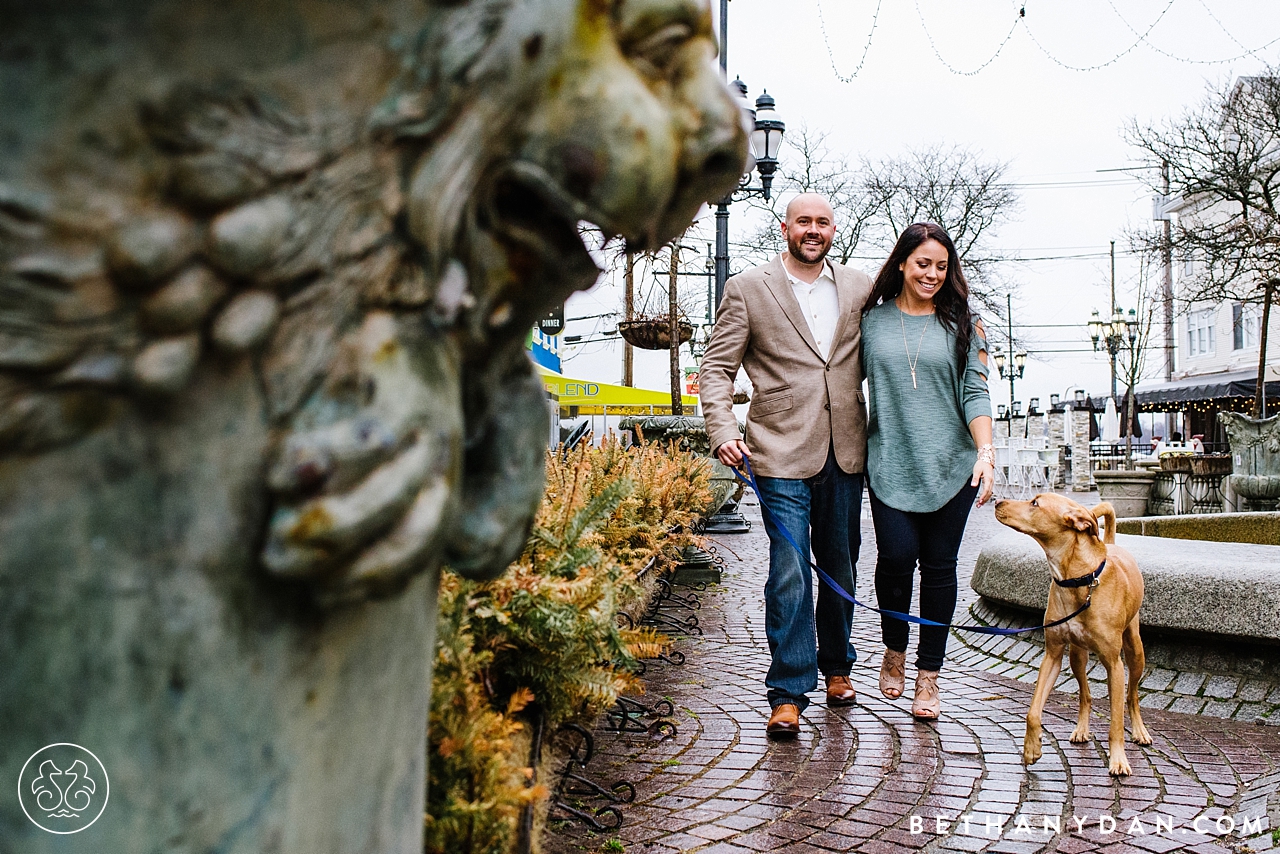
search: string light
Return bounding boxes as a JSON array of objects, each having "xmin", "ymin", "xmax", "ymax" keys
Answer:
[
  {"xmin": 850, "ymin": 1, "xmax": 1280, "ymax": 80},
  {"xmin": 816, "ymin": 0, "xmax": 882, "ymax": 82},
  {"xmin": 1020, "ymin": 0, "xmax": 1178, "ymax": 72},
  {"xmin": 1100, "ymin": 0, "xmax": 1280, "ymax": 66},
  {"xmin": 1136, "ymin": 398, "xmax": 1256, "ymax": 415},
  {"xmin": 914, "ymin": 0, "xmax": 1022, "ymax": 77},
  {"xmin": 1194, "ymin": 0, "xmax": 1264, "ymax": 57}
]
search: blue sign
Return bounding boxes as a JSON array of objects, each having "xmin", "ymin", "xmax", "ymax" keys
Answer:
[{"xmin": 529, "ymin": 328, "xmax": 561, "ymax": 372}]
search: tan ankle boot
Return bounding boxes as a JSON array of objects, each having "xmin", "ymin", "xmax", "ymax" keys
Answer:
[
  {"xmin": 879, "ymin": 649, "xmax": 906, "ymax": 699},
  {"xmin": 912, "ymin": 669, "xmax": 941, "ymax": 721}
]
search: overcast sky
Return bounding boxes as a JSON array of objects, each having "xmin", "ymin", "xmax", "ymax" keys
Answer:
[{"xmin": 560, "ymin": 0, "xmax": 1280, "ymax": 415}]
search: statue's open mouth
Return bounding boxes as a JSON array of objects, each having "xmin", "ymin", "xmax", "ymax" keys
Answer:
[{"xmin": 485, "ymin": 162, "xmax": 616, "ymax": 274}]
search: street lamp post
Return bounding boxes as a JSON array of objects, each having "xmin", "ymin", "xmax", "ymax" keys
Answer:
[
  {"xmin": 713, "ymin": 83, "xmax": 785, "ymax": 307},
  {"xmin": 711, "ymin": 0, "xmax": 786, "ymax": 310},
  {"xmin": 1089, "ymin": 307, "xmax": 1139, "ymax": 399},
  {"xmin": 1089, "ymin": 241, "xmax": 1140, "ymax": 400},
  {"xmin": 993, "ymin": 346, "xmax": 1026, "ymax": 413},
  {"xmin": 991, "ymin": 293, "xmax": 1026, "ymax": 413}
]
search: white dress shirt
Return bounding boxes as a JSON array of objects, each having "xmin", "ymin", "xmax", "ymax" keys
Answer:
[{"xmin": 782, "ymin": 256, "xmax": 839, "ymax": 361}]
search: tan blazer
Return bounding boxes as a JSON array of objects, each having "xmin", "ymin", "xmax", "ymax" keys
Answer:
[{"xmin": 699, "ymin": 255, "xmax": 873, "ymax": 479}]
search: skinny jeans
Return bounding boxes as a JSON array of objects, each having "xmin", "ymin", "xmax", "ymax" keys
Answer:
[{"xmin": 870, "ymin": 481, "xmax": 978, "ymax": 671}]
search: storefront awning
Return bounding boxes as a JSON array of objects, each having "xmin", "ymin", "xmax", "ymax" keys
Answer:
[
  {"xmin": 538, "ymin": 367, "xmax": 697, "ymax": 415},
  {"xmin": 1134, "ymin": 369, "xmax": 1280, "ymax": 408}
]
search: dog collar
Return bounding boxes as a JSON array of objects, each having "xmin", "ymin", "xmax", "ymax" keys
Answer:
[{"xmin": 1054, "ymin": 558, "xmax": 1106, "ymax": 589}]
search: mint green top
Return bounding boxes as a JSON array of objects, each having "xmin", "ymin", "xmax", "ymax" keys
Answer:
[{"xmin": 861, "ymin": 301, "xmax": 991, "ymax": 513}]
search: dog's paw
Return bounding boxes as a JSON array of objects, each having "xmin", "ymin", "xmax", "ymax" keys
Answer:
[
  {"xmin": 1069, "ymin": 726, "xmax": 1091, "ymax": 743},
  {"xmin": 1131, "ymin": 723, "xmax": 1153, "ymax": 746},
  {"xmin": 1108, "ymin": 751, "xmax": 1132, "ymax": 777},
  {"xmin": 1022, "ymin": 742, "xmax": 1042, "ymax": 766}
]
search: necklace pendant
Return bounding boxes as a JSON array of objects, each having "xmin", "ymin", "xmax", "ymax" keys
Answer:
[{"xmin": 911, "ymin": 370, "xmax": 917, "ymax": 389}]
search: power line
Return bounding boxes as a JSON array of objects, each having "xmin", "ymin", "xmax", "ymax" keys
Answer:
[{"xmin": 816, "ymin": 0, "xmax": 882, "ymax": 82}]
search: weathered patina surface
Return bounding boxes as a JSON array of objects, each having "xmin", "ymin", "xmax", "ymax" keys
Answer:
[
  {"xmin": 0, "ymin": 0, "xmax": 746, "ymax": 850},
  {"xmin": 1221, "ymin": 411, "xmax": 1280, "ymax": 509}
]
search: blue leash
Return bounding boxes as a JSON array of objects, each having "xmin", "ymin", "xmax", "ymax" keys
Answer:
[{"xmin": 732, "ymin": 457, "xmax": 1097, "ymax": 637}]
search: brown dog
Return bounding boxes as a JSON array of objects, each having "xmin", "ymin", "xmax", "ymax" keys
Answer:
[{"xmin": 994, "ymin": 494, "xmax": 1152, "ymax": 776}]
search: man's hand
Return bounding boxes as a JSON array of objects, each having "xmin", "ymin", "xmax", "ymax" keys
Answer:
[{"xmin": 715, "ymin": 439, "xmax": 752, "ymax": 467}]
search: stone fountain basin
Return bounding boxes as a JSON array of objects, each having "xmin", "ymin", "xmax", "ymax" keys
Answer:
[
  {"xmin": 972, "ymin": 531, "xmax": 1280, "ymax": 643},
  {"xmin": 1115, "ymin": 511, "xmax": 1280, "ymax": 546}
]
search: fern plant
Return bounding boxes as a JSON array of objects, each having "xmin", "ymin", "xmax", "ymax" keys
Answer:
[{"xmin": 425, "ymin": 437, "xmax": 712, "ymax": 854}]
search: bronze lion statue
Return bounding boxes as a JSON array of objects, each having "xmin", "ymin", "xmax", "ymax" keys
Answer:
[{"xmin": 0, "ymin": 0, "xmax": 746, "ymax": 849}]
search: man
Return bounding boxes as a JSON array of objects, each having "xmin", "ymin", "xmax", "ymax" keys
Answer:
[{"xmin": 699, "ymin": 193, "xmax": 872, "ymax": 737}]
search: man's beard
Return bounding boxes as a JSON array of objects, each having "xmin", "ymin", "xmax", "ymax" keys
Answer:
[{"xmin": 788, "ymin": 236, "xmax": 830, "ymax": 265}]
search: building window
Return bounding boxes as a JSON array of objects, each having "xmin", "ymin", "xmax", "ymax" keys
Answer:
[
  {"xmin": 1187, "ymin": 308, "xmax": 1215, "ymax": 357},
  {"xmin": 1232, "ymin": 302, "xmax": 1259, "ymax": 350}
]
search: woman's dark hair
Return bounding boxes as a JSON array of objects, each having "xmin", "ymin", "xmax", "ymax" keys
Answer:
[{"xmin": 863, "ymin": 222, "xmax": 975, "ymax": 370}]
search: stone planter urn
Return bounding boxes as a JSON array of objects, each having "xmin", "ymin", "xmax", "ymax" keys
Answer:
[
  {"xmin": 1220, "ymin": 412, "xmax": 1280, "ymax": 511},
  {"xmin": 1092, "ymin": 469, "xmax": 1158, "ymax": 518}
]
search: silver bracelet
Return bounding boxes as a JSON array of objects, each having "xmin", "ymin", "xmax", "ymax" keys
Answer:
[{"xmin": 976, "ymin": 443, "xmax": 996, "ymax": 465}]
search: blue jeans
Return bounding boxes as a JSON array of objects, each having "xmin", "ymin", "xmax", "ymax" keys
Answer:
[
  {"xmin": 869, "ymin": 482, "xmax": 978, "ymax": 672},
  {"xmin": 755, "ymin": 448, "xmax": 863, "ymax": 712}
]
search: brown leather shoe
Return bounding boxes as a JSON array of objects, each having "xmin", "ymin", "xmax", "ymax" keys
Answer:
[
  {"xmin": 826, "ymin": 675, "xmax": 857, "ymax": 707},
  {"xmin": 766, "ymin": 703, "xmax": 800, "ymax": 737}
]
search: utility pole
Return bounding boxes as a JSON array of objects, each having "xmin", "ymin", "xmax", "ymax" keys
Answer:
[
  {"xmin": 622, "ymin": 251, "xmax": 634, "ymax": 387},
  {"xmin": 1110, "ymin": 240, "xmax": 1118, "ymax": 401},
  {"xmin": 1161, "ymin": 160, "xmax": 1175, "ymax": 436},
  {"xmin": 1006, "ymin": 293, "xmax": 1016, "ymax": 408},
  {"xmin": 669, "ymin": 243, "xmax": 683, "ymax": 415}
]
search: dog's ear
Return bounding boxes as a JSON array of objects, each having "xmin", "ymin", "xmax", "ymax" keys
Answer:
[{"xmin": 1063, "ymin": 506, "xmax": 1098, "ymax": 537}]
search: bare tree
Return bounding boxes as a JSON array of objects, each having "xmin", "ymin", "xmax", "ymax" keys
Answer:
[
  {"xmin": 736, "ymin": 133, "xmax": 1019, "ymax": 312},
  {"xmin": 739, "ymin": 125, "xmax": 875, "ymax": 268},
  {"xmin": 860, "ymin": 144, "xmax": 1020, "ymax": 311},
  {"xmin": 1127, "ymin": 71, "xmax": 1280, "ymax": 418}
]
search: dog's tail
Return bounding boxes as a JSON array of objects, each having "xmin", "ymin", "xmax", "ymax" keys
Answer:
[{"xmin": 1092, "ymin": 502, "xmax": 1117, "ymax": 544}]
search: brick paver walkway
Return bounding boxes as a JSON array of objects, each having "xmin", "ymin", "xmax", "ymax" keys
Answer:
[{"xmin": 546, "ymin": 495, "xmax": 1280, "ymax": 854}]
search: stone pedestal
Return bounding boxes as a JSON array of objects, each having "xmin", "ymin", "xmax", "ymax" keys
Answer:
[
  {"xmin": 1065, "ymin": 406, "xmax": 1094, "ymax": 491},
  {"xmin": 1093, "ymin": 470, "xmax": 1157, "ymax": 518},
  {"xmin": 0, "ymin": 2, "xmax": 747, "ymax": 851}
]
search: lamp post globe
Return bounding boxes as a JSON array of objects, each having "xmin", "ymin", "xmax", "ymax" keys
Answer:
[
  {"xmin": 1089, "ymin": 310, "xmax": 1103, "ymax": 350},
  {"xmin": 751, "ymin": 91, "xmax": 784, "ymax": 201}
]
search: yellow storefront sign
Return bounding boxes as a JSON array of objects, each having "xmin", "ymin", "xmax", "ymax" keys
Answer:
[{"xmin": 539, "ymin": 367, "xmax": 698, "ymax": 416}]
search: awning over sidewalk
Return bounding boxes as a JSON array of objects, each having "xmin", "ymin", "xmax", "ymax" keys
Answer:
[
  {"xmin": 1134, "ymin": 369, "xmax": 1280, "ymax": 408},
  {"xmin": 538, "ymin": 367, "xmax": 697, "ymax": 415}
]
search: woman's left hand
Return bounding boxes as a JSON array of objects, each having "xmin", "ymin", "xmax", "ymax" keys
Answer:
[{"xmin": 971, "ymin": 460, "xmax": 995, "ymax": 506}]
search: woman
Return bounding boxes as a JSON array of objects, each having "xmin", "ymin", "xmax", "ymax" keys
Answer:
[{"xmin": 860, "ymin": 222, "xmax": 994, "ymax": 721}]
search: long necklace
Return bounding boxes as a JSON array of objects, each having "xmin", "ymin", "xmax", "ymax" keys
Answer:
[{"xmin": 899, "ymin": 310, "xmax": 932, "ymax": 389}]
